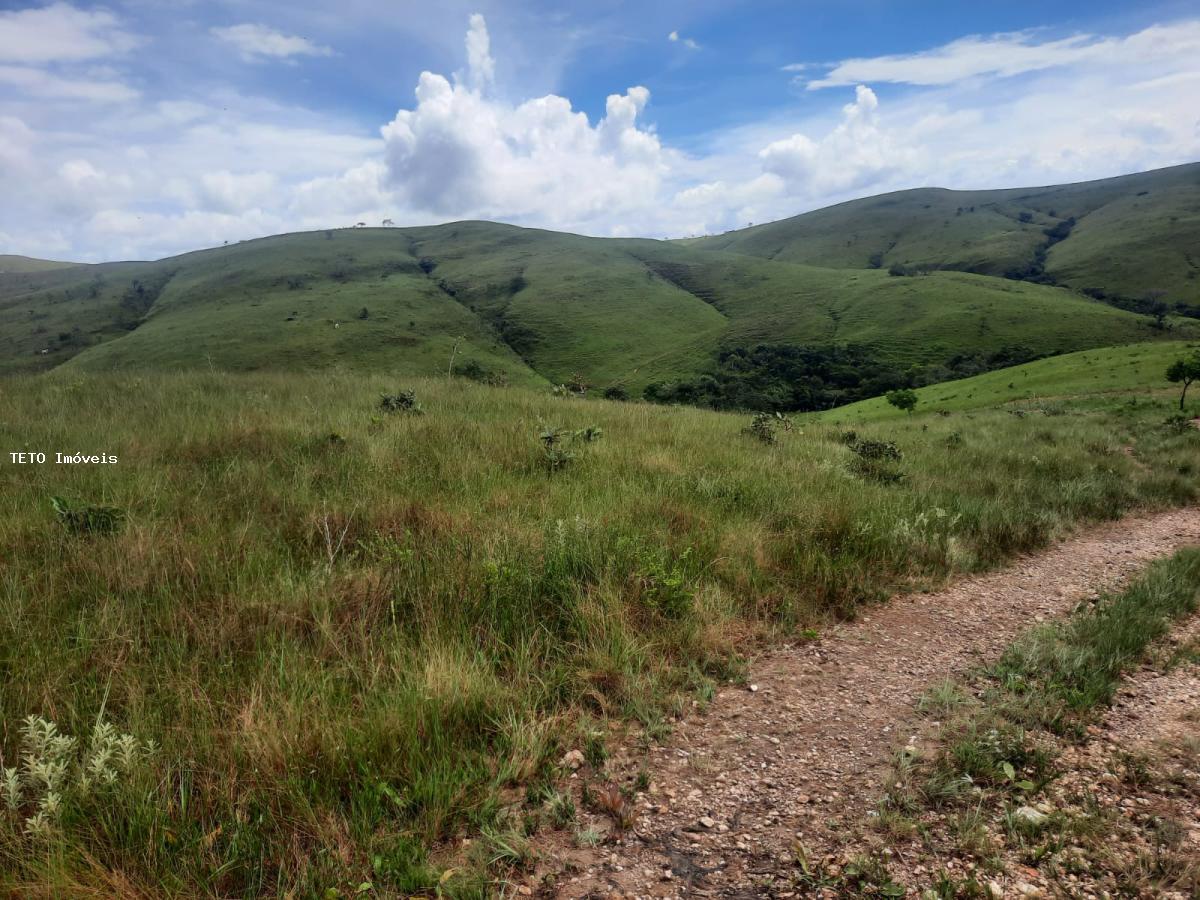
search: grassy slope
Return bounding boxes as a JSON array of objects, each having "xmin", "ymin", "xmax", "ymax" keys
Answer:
[
  {"xmin": 4, "ymin": 222, "xmax": 1191, "ymax": 389},
  {"xmin": 625, "ymin": 242, "xmax": 1186, "ymax": 369},
  {"xmin": 1, "ymin": 369, "xmax": 1198, "ymax": 895},
  {"xmin": 818, "ymin": 340, "xmax": 1200, "ymax": 422},
  {"xmin": 0, "ymin": 255, "xmax": 82, "ymax": 274},
  {"xmin": 688, "ymin": 162, "xmax": 1200, "ymax": 300}
]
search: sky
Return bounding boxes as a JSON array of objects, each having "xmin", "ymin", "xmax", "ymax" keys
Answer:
[{"xmin": 1, "ymin": 0, "xmax": 1198, "ymax": 262}]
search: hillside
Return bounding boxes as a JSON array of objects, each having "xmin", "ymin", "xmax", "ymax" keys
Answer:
[
  {"xmin": 817, "ymin": 340, "xmax": 1200, "ymax": 422},
  {"xmin": 3, "ymin": 214, "xmax": 1194, "ymax": 391},
  {"xmin": 688, "ymin": 162, "xmax": 1200, "ymax": 303},
  {"xmin": 1, "ymin": 366, "xmax": 1197, "ymax": 894}
]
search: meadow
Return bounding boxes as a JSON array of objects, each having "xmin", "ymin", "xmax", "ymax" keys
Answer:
[{"xmin": 1, "ymin": 369, "xmax": 1197, "ymax": 896}]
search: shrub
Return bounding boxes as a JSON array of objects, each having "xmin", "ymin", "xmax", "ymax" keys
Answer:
[
  {"xmin": 745, "ymin": 411, "xmax": 793, "ymax": 444},
  {"xmin": 602, "ymin": 385, "xmax": 629, "ymax": 402},
  {"xmin": 379, "ymin": 390, "xmax": 423, "ymax": 414},
  {"xmin": 847, "ymin": 439, "xmax": 904, "ymax": 484},
  {"xmin": 537, "ymin": 424, "xmax": 602, "ymax": 471},
  {"xmin": 50, "ymin": 496, "xmax": 124, "ymax": 535}
]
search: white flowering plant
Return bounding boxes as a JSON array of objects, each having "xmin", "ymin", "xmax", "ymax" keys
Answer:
[{"xmin": 2, "ymin": 715, "xmax": 157, "ymax": 839}]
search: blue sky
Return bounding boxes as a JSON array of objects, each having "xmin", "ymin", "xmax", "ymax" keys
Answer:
[{"xmin": 1, "ymin": 0, "xmax": 1198, "ymax": 260}]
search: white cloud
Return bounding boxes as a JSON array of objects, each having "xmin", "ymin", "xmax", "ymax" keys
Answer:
[
  {"xmin": 668, "ymin": 30, "xmax": 700, "ymax": 50},
  {"xmin": 379, "ymin": 15, "xmax": 669, "ymax": 229},
  {"xmin": 211, "ymin": 23, "xmax": 334, "ymax": 63},
  {"xmin": 1, "ymin": 10, "xmax": 1199, "ymax": 261},
  {"xmin": 0, "ymin": 2, "xmax": 137, "ymax": 64},
  {"xmin": 758, "ymin": 85, "xmax": 910, "ymax": 196},
  {"xmin": 0, "ymin": 63, "xmax": 137, "ymax": 102},
  {"xmin": 805, "ymin": 21, "xmax": 1200, "ymax": 89},
  {"xmin": 463, "ymin": 13, "xmax": 494, "ymax": 90}
]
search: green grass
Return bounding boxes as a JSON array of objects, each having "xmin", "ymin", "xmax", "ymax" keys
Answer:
[
  {"xmin": 819, "ymin": 341, "xmax": 1200, "ymax": 422},
  {"xmin": 688, "ymin": 161, "xmax": 1200, "ymax": 300},
  {"xmin": 4, "ymin": 168, "xmax": 1197, "ymax": 390},
  {"xmin": 881, "ymin": 550, "xmax": 1200, "ymax": 893},
  {"xmin": 0, "ymin": 370, "xmax": 1198, "ymax": 895}
]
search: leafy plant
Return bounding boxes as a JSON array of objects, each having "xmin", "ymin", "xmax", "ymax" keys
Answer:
[
  {"xmin": 3, "ymin": 715, "xmax": 157, "ymax": 839},
  {"xmin": 745, "ymin": 411, "xmax": 793, "ymax": 444},
  {"xmin": 50, "ymin": 496, "xmax": 125, "ymax": 535},
  {"xmin": 378, "ymin": 390, "xmax": 423, "ymax": 414}
]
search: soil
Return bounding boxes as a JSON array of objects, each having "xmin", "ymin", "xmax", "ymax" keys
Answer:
[{"xmin": 526, "ymin": 507, "xmax": 1200, "ymax": 898}]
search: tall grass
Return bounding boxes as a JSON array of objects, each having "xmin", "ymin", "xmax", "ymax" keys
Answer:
[{"xmin": 0, "ymin": 372, "xmax": 1196, "ymax": 895}]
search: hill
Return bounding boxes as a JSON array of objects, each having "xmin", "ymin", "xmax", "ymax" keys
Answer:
[
  {"xmin": 688, "ymin": 162, "xmax": 1200, "ymax": 305},
  {"xmin": 3, "ymin": 218, "xmax": 1193, "ymax": 393},
  {"xmin": 817, "ymin": 340, "xmax": 1200, "ymax": 422}
]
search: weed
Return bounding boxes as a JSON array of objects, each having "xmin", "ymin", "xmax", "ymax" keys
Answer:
[{"xmin": 50, "ymin": 496, "xmax": 124, "ymax": 535}]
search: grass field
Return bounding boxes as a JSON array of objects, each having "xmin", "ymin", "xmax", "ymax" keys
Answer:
[
  {"xmin": 818, "ymin": 341, "xmax": 1200, "ymax": 422},
  {"xmin": 1, "ymin": 369, "xmax": 1198, "ymax": 896}
]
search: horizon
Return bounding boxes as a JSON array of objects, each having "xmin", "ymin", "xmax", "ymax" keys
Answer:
[
  {"xmin": 2, "ymin": 1, "xmax": 1199, "ymax": 262},
  {"xmin": 4, "ymin": 156, "xmax": 1198, "ymax": 267}
]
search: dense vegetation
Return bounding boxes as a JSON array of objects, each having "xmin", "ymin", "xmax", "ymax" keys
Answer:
[
  {"xmin": 1, "ymin": 369, "xmax": 1197, "ymax": 895},
  {"xmin": 642, "ymin": 343, "xmax": 1052, "ymax": 412}
]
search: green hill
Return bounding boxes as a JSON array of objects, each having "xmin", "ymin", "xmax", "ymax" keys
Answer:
[
  {"xmin": 3, "ymin": 164, "xmax": 1198, "ymax": 397},
  {"xmin": 817, "ymin": 340, "xmax": 1200, "ymax": 422},
  {"xmin": 688, "ymin": 162, "xmax": 1200, "ymax": 303},
  {"xmin": 3, "ymin": 224, "xmax": 1192, "ymax": 391}
]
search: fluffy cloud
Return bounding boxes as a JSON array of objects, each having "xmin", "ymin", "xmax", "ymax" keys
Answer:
[
  {"xmin": 211, "ymin": 24, "xmax": 334, "ymax": 62},
  {"xmin": 804, "ymin": 21, "xmax": 1200, "ymax": 89},
  {"xmin": 0, "ymin": 3, "xmax": 138, "ymax": 64},
  {"xmin": 759, "ymin": 85, "xmax": 908, "ymax": 196},
  {"xmin": 1, "ymin": 6, "xmax": 1199, "ymax": 261},
  {"xmin": 379, "ymin": 15, "xmax": 669, "ymax": 228}
]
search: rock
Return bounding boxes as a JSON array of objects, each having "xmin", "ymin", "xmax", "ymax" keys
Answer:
[
  {"xmin": 986, "ymin": 882, "xmax": 1004, "ymax": 899},
  {"xmin": 1014, "ymin": 805, "xmax": 1048, "ymax": 826},
  {"xmin": 749, "ymin": 684, "xmax": 760, "ymax": 692},
  {"xmin": 698, "ymin": 815, "xmax": 716, "ymax": 829},
  {"xmin": 559, "ymin": 749, "xmax": 586, "ymax": 770}
]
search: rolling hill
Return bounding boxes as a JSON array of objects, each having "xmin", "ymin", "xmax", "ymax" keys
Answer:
[
  {"xmin": 817, "ymin": 340, "xmax": 1200, "ymax": 422},
  {"xmin": 688, "ymin": 162, "xmax": 1200, "ymax": 303},
  {"xmin": 2, "ymin": 164, "xmax": 1197, "ymax": 398}
]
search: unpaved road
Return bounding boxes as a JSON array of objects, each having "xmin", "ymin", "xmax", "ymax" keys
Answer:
[{"xmin": 537, "ymin": 506, "xmax": 1200, "ymax": 898}]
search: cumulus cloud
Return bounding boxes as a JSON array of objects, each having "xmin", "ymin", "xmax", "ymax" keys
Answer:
[
  {"xmin": 0, "ymin": 3, "xmax": 138, "ymax": 64},
  {"xmin": 211, "ymin": 23, "xmax": 334, "ymax": 62},
  {"xmin": 379, "ymin": 15, "xmax": 668, "ymax": 228},
  {"xmin": 804, "ymin": 21, "xmax": 1200, "ymax": 89},
  {"xmin": 759, "ymin": 85, "xmax": 908, "ymax": 195},
  {"xmin": 463, "ymin": 13, "xmax": 494, "ymax": 90},
  {"xmin": 1, "ymin": 8, "xmax": 1199, "ymax": 261}
]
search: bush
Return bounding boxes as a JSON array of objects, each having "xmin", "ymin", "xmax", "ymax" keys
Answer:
[
  {"xmin": 50, "ymin": 496, "xmax": 124, "ymax": 535},
  {"xmin": 537, "ymin": 424, "xmax": 602, "ymax": 471},
  {"xmin": 379, "ymin": 390, "xmax": 423, "ymax": 414},
  {"xmin": 602, "ymin": 385, "xmax": 629, "ymax": 402},
  {"xmin": 886, "ymin": 388, "xmax": 918, "ymax": 414},
  {"xmin": 744, "ymin": 411, "xmax": 793, "ymax": 444}
]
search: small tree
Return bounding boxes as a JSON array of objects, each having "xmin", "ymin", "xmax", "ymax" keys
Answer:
[
  {"xmin": 1146, "ymin": 290, "xmax": 1169, "ymax": 330},
  {"xmin": 1166, "ymin": 351, "xmax": 1200, "ymax": 410},
  {"xmin": 886, "ymin": 388, "xmax": 918, "ymax": 415}
]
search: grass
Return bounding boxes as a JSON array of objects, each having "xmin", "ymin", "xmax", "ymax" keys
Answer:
[
  {"xmin": 819, "ymin": 340, "xmax": 1200, "ymax": 421},
  {"xmin": 688, "ymin": 161, "xmax": 1200, "ymax": 300},
  {"xmin": 4, "ymin": 175, "xmax": 1196, "ymax": 389},
  {"xmin": 0, "ymin": 369, "xmax": 1198, "ymax": 894},
  {"xmin": 879, "ymin": 549, "xmax": 1200, "ymax": 892}
]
